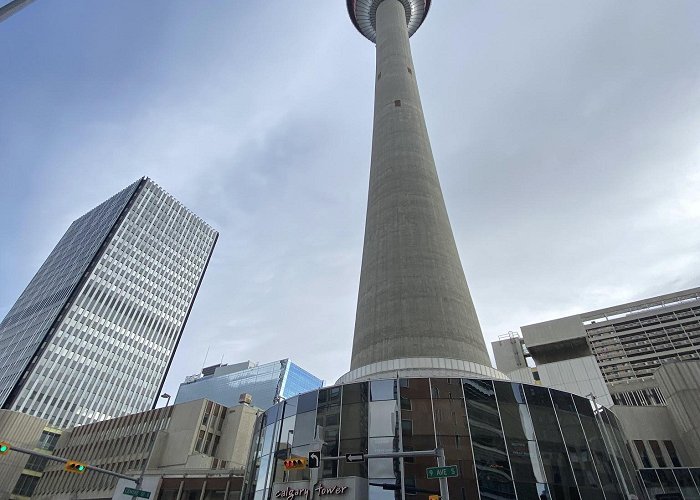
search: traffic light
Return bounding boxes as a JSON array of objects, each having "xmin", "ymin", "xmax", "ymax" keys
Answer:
[
  {"xmin": 0, "ymin": 442, "xmax": 9, "ymax": 454},
  {"xmin": 283, "ymin": 457, "xmax": 307, "ymax": 470},
  {"xmin": 429, "ymin": 496, "xmax": 440, "ymax": 500},
  {"xmin": 65, "ymin": 460, "xmax": 88, "ymax": 474}
]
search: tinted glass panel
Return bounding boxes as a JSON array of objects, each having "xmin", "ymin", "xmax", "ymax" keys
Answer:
[
  {"xmin": 640, "ymin": 469, "xmax": 664, "ymax": 498},
  {"xmin": 673, "ymin": 468, "xmax": 700, "ymax": 500},
  {"xmin": 551, "ymin": 390, "xmax": 602, "ymax": 493},
  {"xmin": 523, "ymin": 385, "xmax": 578, "ymax": 498},
  {"xmin": 297, "ymin": 390, "xmax": 318, "ymax": 414},
  {"xmin": 464, "ymin": 379, "xmax": 516, "ymax": 499},
  {"xmin": 370, "ymin": 379, "xmax": 396, "ymax": 402}
]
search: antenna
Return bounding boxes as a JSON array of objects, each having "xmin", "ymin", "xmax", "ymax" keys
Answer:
[{"xmin": 201, "ymin": 346, "xmax": 210, "ymax": 372}]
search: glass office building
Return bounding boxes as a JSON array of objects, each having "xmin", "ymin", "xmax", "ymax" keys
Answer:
[
  {"xmin": 175, "ymin": 359, "xmax": 323, "ymax": 411},
  {"xmin": 638, "ymin": 467, "xmax": 700, "ymax": 499},
  {"xmin": 0, "ymin": 178, "xmax": 217, "ymax": 427},
  {"xmin": 244, "ymin": 378, "xmax": 643, "ymax": 500}
]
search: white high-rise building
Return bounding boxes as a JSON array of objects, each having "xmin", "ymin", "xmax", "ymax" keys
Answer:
[{"xmin": 0, "ymin": 177, "xmax": 217, "ymax": 427}]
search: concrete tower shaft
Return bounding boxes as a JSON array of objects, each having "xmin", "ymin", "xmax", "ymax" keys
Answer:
[{"xmin": 348, "ymin": 0, "xmax": 493, "ymax": 379}]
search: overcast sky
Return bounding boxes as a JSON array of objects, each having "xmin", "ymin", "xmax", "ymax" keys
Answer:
[{"xmin": 1, "ymin": 1, "xmax": 699, "ymax": 402}]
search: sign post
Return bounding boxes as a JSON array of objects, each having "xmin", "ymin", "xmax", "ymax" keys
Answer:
[
  {"xmin": 426, "ymin": 465, "xmax": 458, "ymax": 479},
  {"xmin": 123, "ymin": 487, "xmax": 151, "ymax": 499}
]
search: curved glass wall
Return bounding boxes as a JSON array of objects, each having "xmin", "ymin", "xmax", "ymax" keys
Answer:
[{"xmin": 243, "ymin": 378, "xmax": 642, "ymax": 500}]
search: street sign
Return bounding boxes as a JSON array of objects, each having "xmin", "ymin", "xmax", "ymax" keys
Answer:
[
  {"xmin": 426, "ymin": 465, "xmax": 458, "ymax": 479},
  {"xmin": 308, "ymin": 451, "xmax": 321, "ymax": 469},
  {"xmin": 345, "ymin": 453, "xmax": 365, "ymax": 463},
  {"xmin": 123, "ymin": 487, "xmax": 151, "ymax": 498}
]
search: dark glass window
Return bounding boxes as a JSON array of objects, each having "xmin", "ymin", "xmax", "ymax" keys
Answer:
[
  {"xmin": 494, "ymin": 382, "xmax": 545, "ymax": 487},
  {"xmin": 283, "ymin": 396, "xmax": 299, "ymax": 418},
  {"xmin": 649, "ymin": 440, "xmax": 667, "ymax": 467},
  {"xmin": 657, "ymin": 469, "xmax": 681, "ymax": 495},
  {"xmin": 576, "ymin": 404, "xmax": 623, "ymax": 499},
  {"xmin": 523, "ymin": 386, "xmax": 577, "ymax": 496},
  {"xmin": 292, "ymin": 410, "xmax": 316, "ymax": 447},
  {"xmin": 664, "ymin": 440, "xmax": 683, "ymax": 467},
  {"xmin": 433, "ymin": 380, "xmax": 478, "ymax": 500},
  {"xmin": 464, "ymin": 379, "xmax": 516, "ymax": 499},
  {"xmin": 265, "ymin": 404, "xmax": 280, "ymax": 424},
  {"xmin": 339, "ymin": 388, "xmax": 368, "ymax": 479},
  {"xmin": 37, "ymin": 430, "xmax": 60, "ymax": 451},
  {"xmin": 12, "ymin": 474, "xmax": 40, "ymax": 496},
  {"xmin": 24, "ymin": 454, "xmax": 49, "ymax": 472},
  {"xmin": 673, "ymin": 468, "xmax": 700, "ymax": 499},
  {"xmin": 551, "ymin": 390, "xmax": 603, "ymax": 495},
  {"xmin": 297, "ymin": 390, "xmax": 318, "ymax": 414},
  {"xmin": 634, "ymin": 441, "xmax": 652, "ymax": 468},
  {"xmin": 342, "ymin": 383, "xmax": 368, "ymax": 405}
]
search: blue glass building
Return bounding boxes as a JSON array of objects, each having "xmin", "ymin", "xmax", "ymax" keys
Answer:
[{"xmin": 174, "ymin": 359, "xmax": 323, "ymax": 411}]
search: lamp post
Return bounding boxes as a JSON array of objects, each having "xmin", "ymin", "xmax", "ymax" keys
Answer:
[{"xmin": 160, "ymin": 393, "xmax": 171, "ymax": 407}]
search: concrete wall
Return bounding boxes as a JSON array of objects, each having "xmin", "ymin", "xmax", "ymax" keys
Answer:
[
  {"xmin": 610, "ymin": 405, "xmax": 689, "ymax": 468},
  {"xmin": 0, "ymin": 410, "xmax": 47, "ymax": 498},
  {"xmin": 492, "ymin": 337, "xmax": 528, "ymax": 374},
  {"xmin": 218, "ymin": 405, "xmax": 261, "ymax": 468},
  {"xmin": 156, "ymin": 399, "xmax": 204, "ymax": 468},
  {"xmin": 536, "ymin": 355, "xmax": 613, "ymax": 407},
  {"xmin": 656, "ymin": 360, "xmax": 700, "ymax": 465},
  {"xmin": 506, "ymin": 366, "xmax": 537, "ymax": 385}
]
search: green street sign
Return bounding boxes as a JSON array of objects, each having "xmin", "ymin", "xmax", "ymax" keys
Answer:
[
  {"xmin": 426, "ymin": 465, "xmax": 458, "ymax": 479},
  {"xmin": 123, "ymin": 487, "xmax": 151, "ymax": 498}
]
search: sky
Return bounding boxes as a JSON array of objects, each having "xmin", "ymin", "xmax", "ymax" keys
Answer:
[{"xmin": 1, "ymin": 1, "xmax": 699, "ymax": 403}]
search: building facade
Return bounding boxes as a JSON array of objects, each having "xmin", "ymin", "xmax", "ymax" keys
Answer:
[
  {"xmin": 244, "ymin": 378, "xmax": 643, "ymax": 500},
  {"xmin": 0, "ymin": 410, "xmax": 62, "ymax": 500},
  {"xmin": 33, "ymin": 398, "xmax": 260, "ymax": 499},
  {"xmin": 501, "ymin": 288, "xmax": 700, "ymax": 470},
  {"xmin": 0, "ymin": 177, "xmax": 218, "ymax": 428},
  {"xmin": 175, "ymin": 359, "xmax": 324, "ymax": 411}
]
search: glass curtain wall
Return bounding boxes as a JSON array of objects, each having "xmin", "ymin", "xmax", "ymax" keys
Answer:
[{"xmin": 243, "ymin": 378, "xmax": 641, "ymax": 500}]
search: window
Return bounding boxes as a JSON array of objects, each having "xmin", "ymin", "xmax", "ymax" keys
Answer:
[
  {"xmin": 37, "ymin": 430, "xmax": 60, "ymax": 451},
  {"xmin": 649, "ymin": 440, "xmax": 667, "ymax": 467},
  {"xmin": 13, "ymin": 474, "xmax": 40, "ymax": 496},
  {"xmin": 634, "ymin": 440, "xmax": 652, "ymax": 468},
  {"xmin": 664, "ymin": 440, "xmax": 682, "ymax": 467}
]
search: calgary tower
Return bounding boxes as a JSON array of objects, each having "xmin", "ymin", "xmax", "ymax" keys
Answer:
[{"xmin": 342, "ymin": 0, "xmax": 500, "ymax": 382}]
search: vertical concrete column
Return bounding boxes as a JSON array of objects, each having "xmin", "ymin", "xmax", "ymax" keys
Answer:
[{"xmin": 351, "ymin": 0, "xmax": 491, "ymax": 370}]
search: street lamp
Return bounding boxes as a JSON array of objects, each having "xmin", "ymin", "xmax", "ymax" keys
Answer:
[{"xmin": 160, "ymin": 393, "xmax": 171, "ymax": 407}]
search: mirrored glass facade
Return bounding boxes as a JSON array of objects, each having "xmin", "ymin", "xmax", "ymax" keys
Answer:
[
  {"xmin": 243, "ymin": 378, "xmax": 643, "ymax": 500},
  {"xmin": 0, "ymin": 178, "xmax": 218, "ymax": 427},
  {"xmin": 175, "ymin": 359, "xmax": 323, "ymax": 411},
  {"xmin": 638, "ymin": 467, "xmax": 700, "ymax": 499}
]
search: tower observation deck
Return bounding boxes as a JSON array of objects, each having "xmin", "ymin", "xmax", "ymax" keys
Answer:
[{"xmin": 341, "ymin": 0, "xmax": 503, "ymax": 383}]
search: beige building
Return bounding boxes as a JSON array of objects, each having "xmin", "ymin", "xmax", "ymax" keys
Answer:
[
  {"xmin": 33, "ymin": 398, "xmax": 261, "ymax": 499},
  {"xmin": 0, "ymin": 410, "xmax": 62, "ymax": 500}
]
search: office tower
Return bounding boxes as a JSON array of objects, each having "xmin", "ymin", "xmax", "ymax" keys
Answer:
[
  {"xmin": 242, "ymin": 3, "xmax": 644, "ymax": 499},
  {"xmin": 0, "ymin": 177, "xmax": 217, "ymax": 428},
  {"xmin": 344, "ymin": 0, "xmax": 495, "ymax": 383},
  {"xmin": 174, "ymin": 359, "xmax": 324, "ymax": 410}
]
